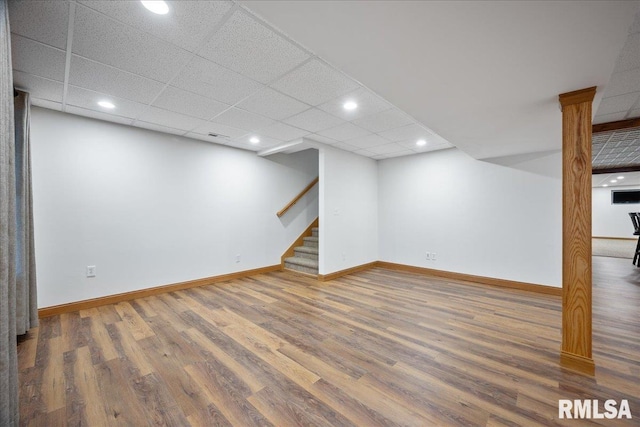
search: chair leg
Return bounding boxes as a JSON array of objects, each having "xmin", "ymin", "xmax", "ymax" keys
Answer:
[{"xmin": 634, "ymin": 237, "xmax": 640, "ymax": 266}]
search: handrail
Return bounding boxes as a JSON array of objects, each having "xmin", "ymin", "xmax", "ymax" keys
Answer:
[{"xmin": 277, "ymin": 177, "xmax": 319, "ymax": 217}]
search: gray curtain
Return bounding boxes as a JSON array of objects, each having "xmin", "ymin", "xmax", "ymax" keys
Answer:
[
  {"xmin": 2, "ymin": 0, "xmax": 38, "ymax": 424},
  {"xmin": 14, "ymin": 90, "xmax": 37, "ymax": 336},
  {"xmin": 1, "ymin": 0, "xmax": 19, "ymax": 424}
]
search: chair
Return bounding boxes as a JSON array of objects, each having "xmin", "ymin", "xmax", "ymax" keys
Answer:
[{"xmin": 629, "ymin": 212, "xmax": 640, "ymax": 266}]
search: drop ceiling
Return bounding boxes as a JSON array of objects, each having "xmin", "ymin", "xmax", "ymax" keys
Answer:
[
  {"xmin": 8, "ymin": 0, "xmax": 452, "ymax": 160},
  {"xmin": 242, "ymin": 1, "xmax": 640, "ymax": 160},
  {"xmin": 9, "ymin": 1, "xmax": 640, "ymax": 162}
]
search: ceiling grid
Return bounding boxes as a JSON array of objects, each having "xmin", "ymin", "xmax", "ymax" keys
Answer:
[{"xmin": 9, "ymin": 0, "xmax": 451, "ymax": 158}]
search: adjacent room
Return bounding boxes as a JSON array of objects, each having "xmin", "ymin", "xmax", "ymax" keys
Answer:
[{"xmin": 1, "ymin": 0, "xmax": 639, "ymax": 425}]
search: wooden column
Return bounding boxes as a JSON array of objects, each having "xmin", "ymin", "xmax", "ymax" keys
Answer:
[{"xmin": 559, "ymin": 86, "xmax": 596, "ymax": 375}]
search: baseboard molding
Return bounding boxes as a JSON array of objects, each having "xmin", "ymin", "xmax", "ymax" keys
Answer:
[
  {"xmin": 560, "ymin": 351, "xmax": 595, "ymax": 376},
  {"xmin": 592, "ymin": 236, "xmax": 636, "ymax": 241},
  {"xmin": 375, "ymin": 261, "xmax": 562, "ymax": 296},
  {"xmin": 318, "ymin": 261, "xmax": 378, "ymax": 282},
  {"xmin": 38, "ymin": 264, "xmax": 281, "ymax": 318}
]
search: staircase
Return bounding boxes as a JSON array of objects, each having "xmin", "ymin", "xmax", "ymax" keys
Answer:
[{"xmin": 284, "ymin": 227, "xmax": 319, "ymax": 275}]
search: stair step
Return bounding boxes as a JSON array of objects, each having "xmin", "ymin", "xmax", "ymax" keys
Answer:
[
  {"xmin": 303, "ymin": 236, "xmax": 319, "ymax": 248},
  {"xmin": 284, "ymin": 256, "xmax": 318, "ymax": 275},
  {"xmin": 312, "ymin": 227, "xmax": 319, "ymax": 237},
  {"xmin": 294, "ymin": 246, "xmax": 318, "ymax": 260}
]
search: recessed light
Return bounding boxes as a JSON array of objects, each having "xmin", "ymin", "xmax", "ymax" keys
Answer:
[
  {"xmin": 249, "ymin": 136, "xmax": 260, "ymax": 144},
  {"xmin": 343, "ymin": 101, "xmax": 358, "ymax": 111},
  {"xmin": 610, "ymin": 180, "xmax": 617, "ymax": 183},
  {"xmin": 141, "ymin": 0, "xmax": 169, "ymax": 15},
  {"xmin": 617, "ymin": 176, "xmax": 624, "ymax": 180},
  {"xmin": 603, "ymin": 184, "xmax": 608, "ymax": 187},
  {"xmin": 416, "ymin": 139, "xmax": 427, "ymax": 147},
  {"xmin": 97, "ymin": 100, "xmax": 115, "ymax": 109}
]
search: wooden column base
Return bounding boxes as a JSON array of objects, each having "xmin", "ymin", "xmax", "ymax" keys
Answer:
[{"xmin": 560, "ymin": 351, "xmax": 595, "ymax": 376}]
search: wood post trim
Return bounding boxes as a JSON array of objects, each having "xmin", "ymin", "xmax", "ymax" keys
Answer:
[{"xmin": 559, "ymin": 86, "xmax": 596, "ymax": 375}]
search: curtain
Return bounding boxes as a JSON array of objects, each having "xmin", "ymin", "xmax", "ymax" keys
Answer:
[
  {"xmin": 14, "ymin": 90, "xmax": 37, "ymax": 336},
  {"xmin": 2, "ymin": 1, "xmax": 38, "ymax": 425},
  {"xmin": 1, "ymin": 0, "xmax": 19, "ymax": 424}
]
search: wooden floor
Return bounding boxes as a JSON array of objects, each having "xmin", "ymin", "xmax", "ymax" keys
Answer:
[{"xmin": 17, "ymin": 257, "xmax": 640, "ymax": 426}]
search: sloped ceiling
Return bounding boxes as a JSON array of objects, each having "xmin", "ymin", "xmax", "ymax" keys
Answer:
[{"xmin": 242, "ymin": 0, "xmax": 640, "ymax": 160}]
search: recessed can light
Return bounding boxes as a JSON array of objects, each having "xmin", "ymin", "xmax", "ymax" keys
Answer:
[
  {"xmin": 416, "ymin": 139, "xmax": 427, "ymax": 147},
  {"xmin": 603, "ymin": 184, "xmax": 608, "ymax": 187},
  {"xmin": 97, "ymin": 100, "xmax": 115, "ymax": 109},
  {"xmin": 617, "ymin": 176, "xmax": 625, "ymax": 180},
  {"xmin": 249, "ymin": 136, "xmax": 260, "ymax": 144},
  {"xmin": 610, "ymin": 180, "xmax": 618, "ymax": 183},
  {"xmin": 343, "ymin": 101, "xmax": 358, "ymax": 111},
  {"xmin": 141, "ymin": 0, "xmax": 169, "ymax": 15}
]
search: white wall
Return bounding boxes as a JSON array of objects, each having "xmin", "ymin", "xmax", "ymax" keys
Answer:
[
  {"xmin": 378, "ymin": 148, "xmax": 562, "ymax": 287},
  {"xmin": 593, "ymin": 185, "xmax": 640, "ymax": 238},
  {"xmin": 319, "ymin": 145, "xmax": 378, "ymax": 274},
  {"xmin": 31, "ymin": 108, "xmax": 318, "ymax": 307}
]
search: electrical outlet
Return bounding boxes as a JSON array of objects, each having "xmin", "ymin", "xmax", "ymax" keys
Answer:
[
  {"xmin": 432, "ymin": 252, "xmax": 437, "ymax": 261},
  {"xmin": 86, "ymin": 265, "xmax": 96, "ymax": 278},
  {"xmin": 235, "ymin": 254, "xmax": 241, "ymax": 263},
  {"xmin": 426, "ymin": 252, "xmax": 431, "ymax": 260}
]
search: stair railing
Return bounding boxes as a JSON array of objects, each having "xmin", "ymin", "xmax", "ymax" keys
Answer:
[{"xmin": 277, "ymin": 177, "xmax": 319, "ymax": 217}]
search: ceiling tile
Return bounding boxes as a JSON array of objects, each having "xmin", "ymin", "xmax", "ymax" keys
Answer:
[
  {"xmin": 135, "ymin": 106, "xmax": 205, "ymax": 131},
  {"xmin": 317, "ymin": 87, "xmax": 391, "ymax": 121},
  {"xmin": 257, "ymin": 122, "xmax": 309, "ymax": 142},
  {"xmin": 353, "ymin": 148, "xmax": 377, "ymax": 157},
  {"xmin": 596, "ymin": 92, "xmax": 640, "ymax": 116},
  {"xmin": 66, "ymin": 85, "xmax": 148, "ymax": 118},
  {"xmin": 236, "ymin": 87, "xmax": 309, "ymax": 120},
  {"xmin": 378, "ymin": 123, "xmax": 433, "ymax": 143},
  {"xmin": 317, "ymin": 122, "xmax": 370, "ymax": 141},
  {"xmin": 65, "ymin": 105, "xmax": 133, "ymax": 126},
  {"xmin": 8, "ymin": 0, "xmax": 69, "ymax": 49},
  {"xmin": 344, "ymin": 134, "xmax": 390, "ymax": 149},
  {"xmin": 190, "ymin": 121, "xmax": 249, "ymax": 140},
  {"xmin": 72, "ymin": 4, "xmax": 192, "ymax": 82},
  {"xmin": 283, "ymin": 108, "xmax": 345, "ymax": 133},
  {"xmin": 367, "ymin": 143, "xmax": 408, "ymax": 155},
  {"xmin": 78, "ymin": 0, "xmax": 233, "ymax": 52},
  {"xmin": 272, "ymin": 59, "xmax": 360, "ymax": 106},
  {"xmin": 601, "ymin": 68, "xmax": 640, "ymax": 99},
  {"xmin": 172, "ymin": 56, "xmax": 263, "ymax": 105},
  {"xmin": 13, "ymin": 71, "xmax": 63, "ymax": 102},
  {"xmin": 379, "ymin": 149, "xmax": 416, "ymax": 159},
  {"xmin": 184, "ymin": 132, "xmax": 226, "ymax": 145},
  {"xmin": 210, "ymin": 107, "xmax": 274, "ymax": 132},
  {"xmin": 153, "ymin": 86, "xmax": 229, "ymax": 120},
  {"xmin": 593, "ymin": 111, "xmax": 630, "ymax": 124},
  {"xmin": 134, "ymin": 121, "xmax": 186, "ymax": 136},
  {"xmin": 331, "ymin": 142, "xmax": 359, "ymax": 152},
  {"xmin": 11, "ymin": 35, "xmax": 66, "ymax": 81},
  {"xmin": 234, "ymin": 134, "xmax": 284, "ymax": 149},
  {"xmin": 305, "ymin": 134, "xmax": 339, "ymax": 145},
  {"xmin": 613, "ymin": 33, "xmax": 640, "ymax": 73},
  {"xmin": 31, "ymin": 99, "xmax": 63, "ymax": 111},
  {"xmin": 69, "ymin": 55, "xmax": 165, "ymax": 104},
  {"xmin": 199, "ymin": 10, "xmax": 309, "ymax": 84},
  {"xmin": 352, "ymin": 108, "xmax": 414, "ymax": 133}
]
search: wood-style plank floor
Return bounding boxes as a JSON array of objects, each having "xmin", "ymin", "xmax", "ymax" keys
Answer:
[{"xmin": 18, "ymin": 257, "xmax": 640, "ymax": 426}]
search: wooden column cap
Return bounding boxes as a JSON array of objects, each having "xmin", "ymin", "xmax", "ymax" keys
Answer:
[{"xmin": 559, "ymin": 87, "xmax": 597, "ymax": 108}]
